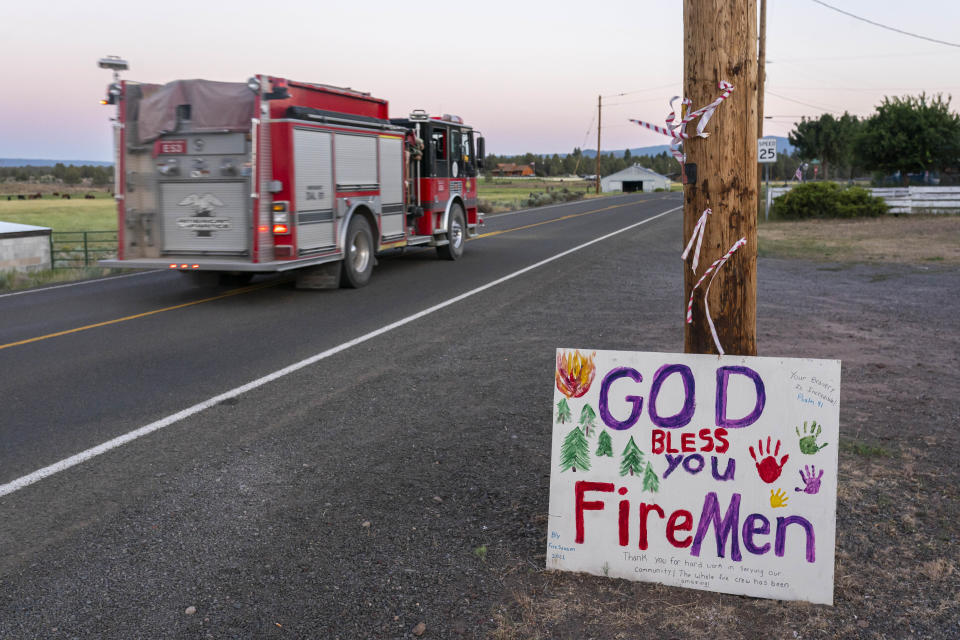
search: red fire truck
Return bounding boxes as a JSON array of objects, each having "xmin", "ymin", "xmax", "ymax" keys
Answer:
[{"xmin": 99, "ymin": 72, "xmax": 484, "ymax": 288}]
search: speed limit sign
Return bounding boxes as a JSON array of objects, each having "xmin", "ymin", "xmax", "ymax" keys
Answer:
[{"xmin": 758, "ymin": 137, "xmax": 777, "ymax": 163}]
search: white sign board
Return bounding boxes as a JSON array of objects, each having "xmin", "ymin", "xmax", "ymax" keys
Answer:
[
  {"xmin": 548, "ymin": 349, "xmax": 840, "ymax": 605},
  {"xmin": 758, "ymin": 137, "xmax": 778, "ymax": 163}
]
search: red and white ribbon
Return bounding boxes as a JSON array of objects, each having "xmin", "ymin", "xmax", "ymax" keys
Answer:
[
  {"xmin": 686, "ymin": 236, "xmax": 747, "ymax": 356},
  {"xmin": 630, "ymin": 81, "xmax": 735, "ymax": 166},
  {"xmin": 681, "ymin": 208, "xmax": 712, "ymax": 273}
]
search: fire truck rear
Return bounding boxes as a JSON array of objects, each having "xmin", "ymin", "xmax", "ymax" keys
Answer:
[{"xmin": 99, "ymin": 70, "xmax": 485, "ymax": 288}]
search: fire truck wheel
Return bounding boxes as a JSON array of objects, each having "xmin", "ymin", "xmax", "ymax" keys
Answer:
[
  {"xmin": 437, "ymin": 204, "xmax": 466, "ymax": 261},
  {"xmin": 341, "ymin": 215, "xmax": 375, "ymax": 288}
]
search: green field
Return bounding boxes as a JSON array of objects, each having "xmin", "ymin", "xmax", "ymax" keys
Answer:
[{"xmin": 0, "ymin": 197, "xmax": 117, "ymax": 232}]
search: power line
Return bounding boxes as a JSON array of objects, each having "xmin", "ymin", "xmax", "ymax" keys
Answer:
[
  {"xmin": 810, "ymin": 0, "xmax": 960, "ymax": 48},
  {"xmin": 602, "ymin": 82, "xmax": 679, "ymax": 99},
  {"xmin": 773, "ymin": 86, "xmax": 960, "ymax": 92},
  {"xmin": 775, "ymin": 50, "xmax": 960, "ymax": 62},
  {"xmin": 766, "ymin": 90, "xmax": 844, "ymax": 113},
  {"xmin": 603, "ymin": 96, "xmax": 679, "ymax": 108}
]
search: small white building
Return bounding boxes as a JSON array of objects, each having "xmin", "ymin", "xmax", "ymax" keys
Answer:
[
  {"xmin": 600, "ymin": 165, "xmax": 670, "ymax": 193},
  {"xmin": 0, "ymin": 221, "xmax": 51, "ymax": 273}
]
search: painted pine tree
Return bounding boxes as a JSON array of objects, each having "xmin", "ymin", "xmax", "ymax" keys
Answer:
[
  {"xmin": 559, "ymin": 426, "xmax": 591, "ymax": 472},
  {"xmin": 556, "ymin": 397, "xmax": 572, "ymax": 424},
  {"xmin": 619, "ymin": 436, "xmax": 645, "ymax": 477},
  {"xmin": 642, "ymin": 461, "xmax": 660, "ymax": 493},
  {"xmin": 579, "ymin": 403, "xmax": 598, "ymax": 438},
  {"xmin": 595, "ymin": 430, "xmax": 614, "ymax": 457}
]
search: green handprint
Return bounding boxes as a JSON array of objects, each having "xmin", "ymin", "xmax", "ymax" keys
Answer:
[{"xmin": 796, "ymin": 421, "xmax": 828, "ymax": 454}]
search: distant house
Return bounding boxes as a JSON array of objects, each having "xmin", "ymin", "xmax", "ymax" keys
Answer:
[
  {"xmin": 600, "ymin": 165, "xmax": 670, "ymax": 193},
  {"xmin": 493, "ymin": 163, "xmax": 535, "ymax": 177}
]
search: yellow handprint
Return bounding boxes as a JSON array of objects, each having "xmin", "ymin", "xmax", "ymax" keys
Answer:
[{"xmin": 770, "ymin": 488, "xmax": 789, "ymax": 508}]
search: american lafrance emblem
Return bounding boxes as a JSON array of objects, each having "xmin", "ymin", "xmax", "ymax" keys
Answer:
[{"xmin": 176, "ymin": 193, "xmax": 231, "ymax": 236}]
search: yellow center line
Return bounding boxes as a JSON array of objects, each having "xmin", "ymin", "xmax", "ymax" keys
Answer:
[
  {"xmin": 0, "ymin": 280, "xmax": 277, "ymax": 352},
  {"xmin": 473, "ymin": 202, "xmax": 631, "ymax": 239}
]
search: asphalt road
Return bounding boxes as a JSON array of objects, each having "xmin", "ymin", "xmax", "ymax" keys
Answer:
[{"xmin": 0, "ymin": 191, "xmax": 683, "ymax": 638}]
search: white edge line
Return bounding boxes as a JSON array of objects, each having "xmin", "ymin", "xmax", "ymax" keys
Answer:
[
  {"xmin": 0, "ymin": 205, "xmax": 681, "ymax": 498},
  {"xmin": 0, "ymin": 270, "xmax": 162, "ymax": 299}
]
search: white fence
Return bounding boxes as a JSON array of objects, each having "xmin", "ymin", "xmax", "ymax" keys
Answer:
[{"xmin": 767, "ymin": 185, "xmax": 960, "ymax": 215}]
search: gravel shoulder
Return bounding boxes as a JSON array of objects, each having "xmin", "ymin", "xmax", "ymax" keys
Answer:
[{"xmin": 1, "ymin": 213, "xmax": 957, "ymax": 639}]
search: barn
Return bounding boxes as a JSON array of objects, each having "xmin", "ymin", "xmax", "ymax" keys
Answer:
[
  {"xmin": 600, "ymin": 165, "xmax": 670, "ymax": 193},
  {"xmin": 0, "ymin": 221, "xmax": 52, "ymax": 273}
]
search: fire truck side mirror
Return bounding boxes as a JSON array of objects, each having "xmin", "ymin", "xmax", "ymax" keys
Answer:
[{"xmin": 476, "ymin": 136, "xmax": 485, "ymax": 169}]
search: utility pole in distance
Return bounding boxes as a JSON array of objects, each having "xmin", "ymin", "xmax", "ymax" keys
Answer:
[
  {"xmin": 682, "ymin": 0, "xmax": 758, "ymax": 356},
  {"xmin": 757, "ymin": 0, "xmax": 767, "ymax": 188},
  {"xmin": 596, "ymin": 95, "xmax": 602, "ymax": 194}
]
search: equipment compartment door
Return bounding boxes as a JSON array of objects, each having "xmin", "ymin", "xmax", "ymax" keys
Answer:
[
  {"xmin": 379, "ymin": 136, "xmax": 404, "ymax": 239},
  {"xmin": 294, "ymin": 128, "xmax": 336, "ymax": 252},
  {"xmin": 159, "ymin": 181, "xmax": 249, "ymax": 254}
]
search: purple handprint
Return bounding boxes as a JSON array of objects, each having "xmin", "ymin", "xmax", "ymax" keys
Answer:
[{"xmin": 794, "ymin": 465, "xmax": 824, "ymax": 495}]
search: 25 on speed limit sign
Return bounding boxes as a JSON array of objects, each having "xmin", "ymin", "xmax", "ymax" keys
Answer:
[{"xmin": 758, "ymin": 137, "xmax": 777, "ymax": 163}]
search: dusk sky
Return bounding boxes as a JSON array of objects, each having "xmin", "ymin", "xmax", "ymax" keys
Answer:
[{"xmin": 1, "ymin": 0, "xmax": 958, "ymax": 161}]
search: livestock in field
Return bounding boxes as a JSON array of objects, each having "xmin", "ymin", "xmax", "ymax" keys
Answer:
[{"xmin": 62, "ymin": 194, "xmax": 71, "ymax": 199}]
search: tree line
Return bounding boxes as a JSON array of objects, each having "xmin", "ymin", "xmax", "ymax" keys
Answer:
[
  {"xmin": 0, "ymin": 164, "xmax": 113, "ymax": 186},
  {"xmin": 790, "ymin": 94, "xmax": 959, "ymax": 184},
  {"xmin": 486, "ymin": 93, "xmax": 959, "ymax": 186},
  {"xmin": 484, "ymin": 146, "xmax": 806, "ymax": 182}
]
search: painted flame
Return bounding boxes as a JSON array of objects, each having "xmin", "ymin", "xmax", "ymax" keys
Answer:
[{"xmin": 555, "ymin": 350, "xmax": 597, "ymax": 398}]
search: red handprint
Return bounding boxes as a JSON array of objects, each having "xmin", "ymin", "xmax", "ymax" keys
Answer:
[{"xmin": 749, "ymin": 437, "xmax": 789, "ymax": 483}]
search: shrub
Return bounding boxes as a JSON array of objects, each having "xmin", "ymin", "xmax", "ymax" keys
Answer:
[
  {"xmin": 773, "ymin": 182, "xmax": 888, "ymax": 219},
  {"xmin": 524, "ymin": 187, "xmax": 583, "ymax": 208}
]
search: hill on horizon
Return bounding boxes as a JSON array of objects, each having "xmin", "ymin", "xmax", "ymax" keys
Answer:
[{"xmin": 0, "ymin": 158, "xmax": 113, "ymax": 168}]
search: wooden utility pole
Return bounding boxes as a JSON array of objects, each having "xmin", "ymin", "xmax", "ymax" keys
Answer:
[
  {"xmin": 596, "ymin": 95, "xmax": 602, "ymax": 194},
  {"xmin": 682, "ymin": 0, "xmax": 758, "ymax": 356}
]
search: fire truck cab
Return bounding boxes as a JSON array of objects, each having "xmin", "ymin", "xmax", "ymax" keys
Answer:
[{"xmin": 99, "ymin": 73, "xmax": 484, "ymax": 288}]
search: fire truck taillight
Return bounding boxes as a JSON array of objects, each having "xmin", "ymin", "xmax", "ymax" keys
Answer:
[{"xmin": 271, "ymin": 202, "xmax": 290, "ymax": 232}]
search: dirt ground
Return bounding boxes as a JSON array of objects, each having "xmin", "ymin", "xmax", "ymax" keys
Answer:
[{"xmin": 491, "ymin": 215, "xmax": 960, "ymax": 639}]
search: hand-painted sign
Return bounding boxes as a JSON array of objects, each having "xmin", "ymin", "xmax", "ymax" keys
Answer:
[{"xmin": 548, "ymin": 349, "xmax": 840, "ymax": 605}]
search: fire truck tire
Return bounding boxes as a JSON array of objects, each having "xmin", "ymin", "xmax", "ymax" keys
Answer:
[
  {"xmin": 340, "ymin": 215, "xmax": 375, "ymax": 288},
  {"xmin": 437, "ymin": 204, "xmax": 466, "ymax": 261}
]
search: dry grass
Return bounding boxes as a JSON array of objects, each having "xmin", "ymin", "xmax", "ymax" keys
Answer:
[{"xmin": 758, "ymin": 215, "xmax": 960, "ymax": 264}]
